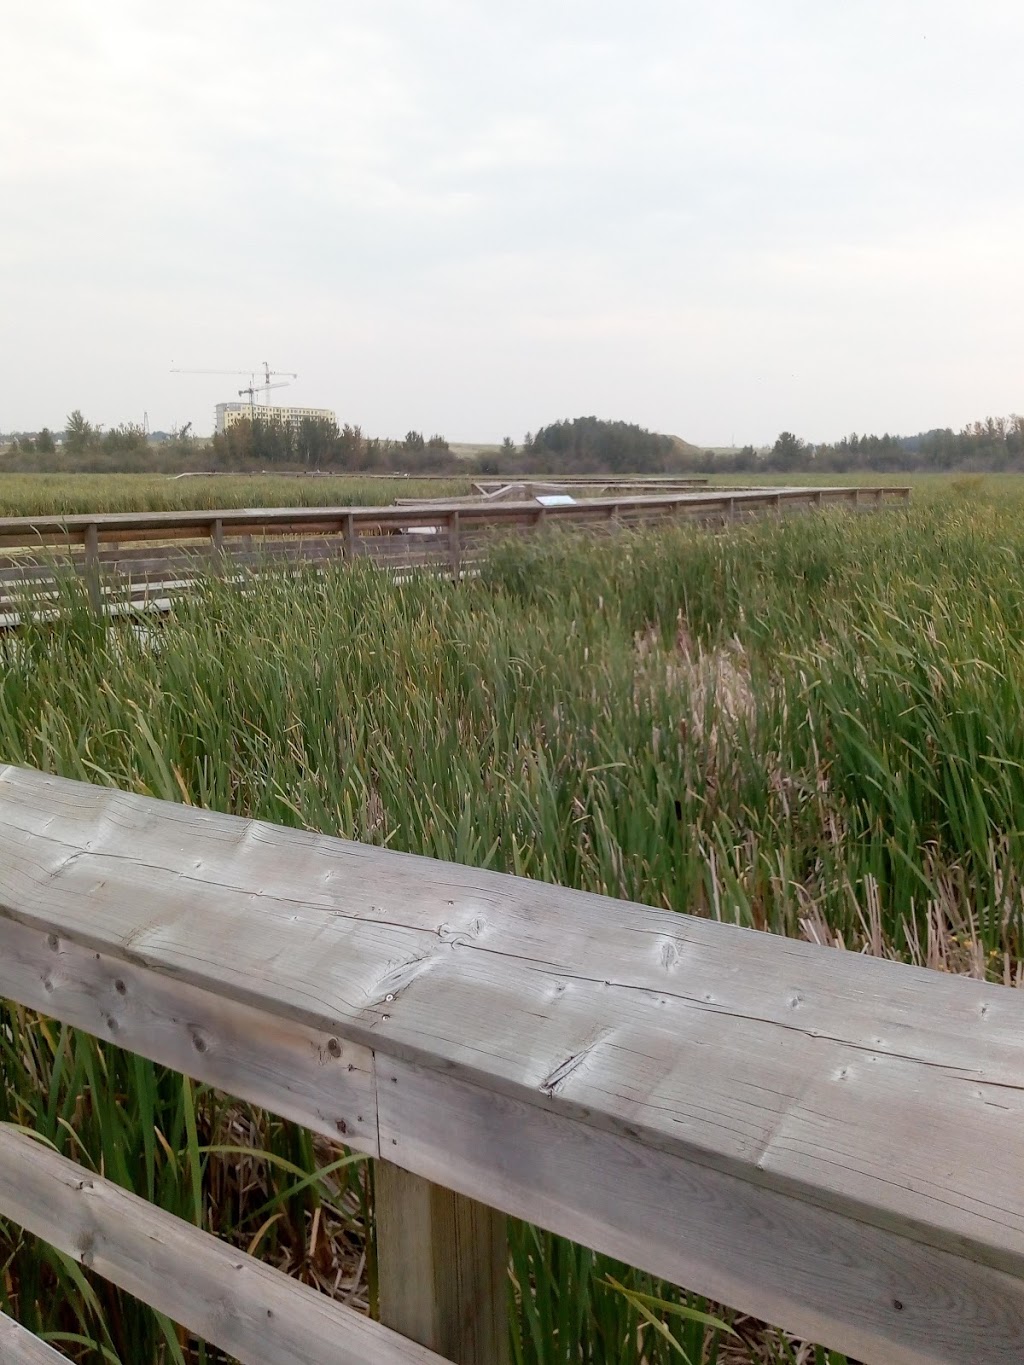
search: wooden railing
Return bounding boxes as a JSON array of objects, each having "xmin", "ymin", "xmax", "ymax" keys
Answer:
[
  {"xmin": 1, "ymin": 764, "xmax": 1020, "ymax": 1364},
  {"xmin": 0, "ymin": 485, "xmax": 909, "ymax": 621}
]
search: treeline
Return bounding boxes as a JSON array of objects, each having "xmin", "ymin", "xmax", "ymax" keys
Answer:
[
  {"xmin": 0, "ymin": 411, "xmax": 459, "ymax": 475},
  {"xmin": 214, "ymin": 414, "xmax": 690, "ymax": 475},
  {"xmin": 0, "ymin": 412, "xmax": 689, "ymax": 476},
  {"xmin": 696, "ymin": 416, "xmax": 1024, "ymax": 475},
  {"xmin": 210, "ymin": 418, "xmax": 458, "ymax": 472},
  {"xmin": 515, "ymin": 417, "xmax": 682, "ymax": 473},
  {"xmin": 469, "ymin": 417, "xmax": 689, "ymax": 475},
  {"xmin": 7, "ymin": 410, "xmax": 1024, "ymax": 477},
  {"xmin": 0, "ymin": 411, "xmax": 197, "ymax": 473}
]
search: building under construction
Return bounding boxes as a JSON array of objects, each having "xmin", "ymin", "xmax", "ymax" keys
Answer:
[{"xmin": 214, "ymin": 402, "xmax": 337, "ymax": 435}]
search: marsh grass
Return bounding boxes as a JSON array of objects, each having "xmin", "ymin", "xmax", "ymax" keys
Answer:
[
  {"xmin": 0, "ymin": 473, "xmax": 473, "ymax": 517},
  {"xmin": 4, "ymin": 486, "xmax": 1019, "ymax": 1361}
]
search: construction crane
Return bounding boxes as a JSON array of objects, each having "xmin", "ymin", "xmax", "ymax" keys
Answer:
[
  {"xmin": 170, "ymin": 366, "xmax": 255, "ymax": 382},
  {"xmin": 260, "ymin": 362, "xmax": 297, "ymax": 406},
  {"xmin": 171, "ymin": 363, "xmax": 299, "ymax": 429},
  {"xmin": 238, "ymin": 379, "xmax": 292, "ymax": 422},
  {"xmin": 171, "ymin": 363, "xmax": 298, "ymax": 404}
]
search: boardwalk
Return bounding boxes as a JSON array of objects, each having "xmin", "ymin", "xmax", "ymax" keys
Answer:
[{"xmin": 0, "ymin": 484, "xmax": 908, "ymax": 626}]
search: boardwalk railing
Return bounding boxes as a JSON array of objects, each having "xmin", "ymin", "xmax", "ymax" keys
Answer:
[
  {"xmin": 1, "ymin": 765, "xmax": 1021, "ymax": 1364},
  {"xmin": 0, "ymin": 485, "xmax": 909, "ymax": 620}
]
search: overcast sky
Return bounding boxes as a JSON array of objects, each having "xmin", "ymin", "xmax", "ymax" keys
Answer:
[{"xmin": 2, "ymin": 1, "xmax": 1021, "ymax": 444}]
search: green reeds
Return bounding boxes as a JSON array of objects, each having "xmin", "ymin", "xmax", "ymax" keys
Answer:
[
  {"xmin": 4, "ymin": 485, "xmax": 1014, "ymax": 1361},
  {"xmin": 0, "ymin": 473, "xmax": 473, "ymax": 517}
]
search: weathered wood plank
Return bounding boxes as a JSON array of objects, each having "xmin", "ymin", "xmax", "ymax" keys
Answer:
[
  {"xmin": 0, "ymin": 1311, "xmax": 69, "ymax": 1363},
  {"xmin": 448, "ymin": 511, "xmax": 461, "ymax": 579},
  {"xmin": 0, "ymin": 915, "xmax": 378, "ymax": 1152},
  {"xmin": 1, "ymin": 768, "xmax": 1015, "ymax": 1259},
  {"xmin": 0, "ymin": 1126, "xmax": 444, "ymax": 1365},
  {"xmin": 379, "ymin": 1057, "xmax": 1024, "ymax": 1365},
  {"xmin": 82, "ymin": 523, "xmax": 101, "ymax": 614},
  {"xmin": 3, "ymin": 765, "xmax": 1007, "ymax": 1362},
  {"xmin": 376, "ymin": 1164, "xmax": 508, "ymax": 1364}
]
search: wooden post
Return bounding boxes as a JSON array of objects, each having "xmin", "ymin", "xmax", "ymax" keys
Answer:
[
  {"xmin": 344, "ymin": 513, "xmax": 356, "ymax": 564},
  {"xmin": 375, "ymin": 1162, "xmax": 508, "ymax": 1365},
  {"xmin": 83, "ymin": 522, "xmax": 102, "ymax": 615},
  {"xmin": 449, "ymin": 511, "xmax": 461, "ymax": 580},
  {"xmin": 771, "ymin": 493, "xmax": 782, "ymax": 517},
  {"xmin": 211, "ymin": 518, "xmax": 224, "ymax": 576}
]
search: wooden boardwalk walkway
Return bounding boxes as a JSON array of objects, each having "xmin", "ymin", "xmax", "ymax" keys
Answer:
[{"xmin": 0, "ymin": 484, "xmax": 908, "ymax": 626}]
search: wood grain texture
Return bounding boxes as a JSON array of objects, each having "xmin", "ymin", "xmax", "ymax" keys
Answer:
[
  {"xmin": 0, "ymin": 1126, "xmax": 444, "ymax": 1365},
  {"xmin": 378, "ymin": 1057, "xmax": 1024, "ymax": 1365},
  {"xmin": 5, "ymin": 765, "xmax": 1015, "ymax": 1363},
  {"xmin": 0, "ymin": 1311, "xmax": 69, "ymax": 1363},
  {"xmin": 376, "ymin": 1164, "xmax": 508, "ymax": 1364},
  {"xmin": 0, "ymin": 915, "xmax": 378, "ymax": 1152}
]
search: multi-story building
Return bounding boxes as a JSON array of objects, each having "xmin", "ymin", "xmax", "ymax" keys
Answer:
[{"xmin": 215, "ymin": 402, "xmax": 337, "ymax": 435}]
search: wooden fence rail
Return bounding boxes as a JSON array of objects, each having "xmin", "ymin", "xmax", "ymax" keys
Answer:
[
  {"xmin": 0, "ymin": 485, "xmax": 909, "ymax": 623},
  {"xmin": 2, "ymin": 761, "xmax": 1013, "ymax": 1365},
  {"xmin": 0, "ymin": 1310, "xmax": 69, "ymax": 1364},
  {"xmin": 0, "ymin": 1128, "xmax": 442, "ymax": 1365}
]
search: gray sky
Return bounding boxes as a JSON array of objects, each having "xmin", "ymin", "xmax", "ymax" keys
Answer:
[{"xmin": 3, "ymin": 1, "xmax": 1021, "ymax": 445}]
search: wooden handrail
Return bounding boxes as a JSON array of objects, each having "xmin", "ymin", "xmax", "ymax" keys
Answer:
[
  {"xmin": 0, "ymin": 1127, "xmax": 443, "ymax": 1365},
  {"xmin": 3, "ymin": 759, "xmax": 1008, "ymax": 1365},
  {"xmin": 0, "ymin": 485, "xmax": 909, "ymax": 539},
  {"xmin": 0, "ymin": 486, "xmax": 911, "ymax": 626}
]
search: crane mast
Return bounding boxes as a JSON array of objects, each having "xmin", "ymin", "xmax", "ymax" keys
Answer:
[{"xmin": 261, "ymin": 362, "xmax": 298, "ymax": 406}]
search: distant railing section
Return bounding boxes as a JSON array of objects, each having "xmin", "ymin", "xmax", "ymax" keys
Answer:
[{"xmin": 0, "ymin": 485, "xmax": 909, "ymax": 622}]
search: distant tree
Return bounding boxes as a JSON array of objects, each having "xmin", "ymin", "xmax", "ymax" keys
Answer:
[
  {"xmin": 210, "ymin": 418, "xmax": 254, "ymax": 466},
  {"xmin": 296, "ymin": 415, "xmax": 339, "ymax": 469},
  {"xmin": 426, "ymin": 433, "xmax": 449, "ymax": 452},
  {"xmin": 528, "ymin": 416, "xmax": 675, "ymax": 473},
  {"xmin": 65, "ymin": 409, "xmax": 95, "ymax": 454},
  {"xmin": 501, "ymin": 436, "xmax": 516, "ymax": 454},
  {"xmin": 735, "ymin": 444, "xmax": 759, "ymax": 472},
  {"xmin": 336, "ymin": 423, "xmax": 365, "ymax": 468},
  {"xmin": 361, "ymin": 435, "xmax": 383, "ymax": 470},
  {"xmin": 36, "ymin": 428, "xmax": 55, "ymax": 453},
  {"xmin": 404, "ymin": 431, "xmax": 425, "ymax": 452},
  {"xmin": 103, "ymin": 423, "xmax": 148, "ymax": 455},
  {"xmin": 251, "ymin": 416, "xmax": 293, "ymax": 464},
  {"xmin": 770, "ymin": 431, "xmax": 805, "ymax": 471}
]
